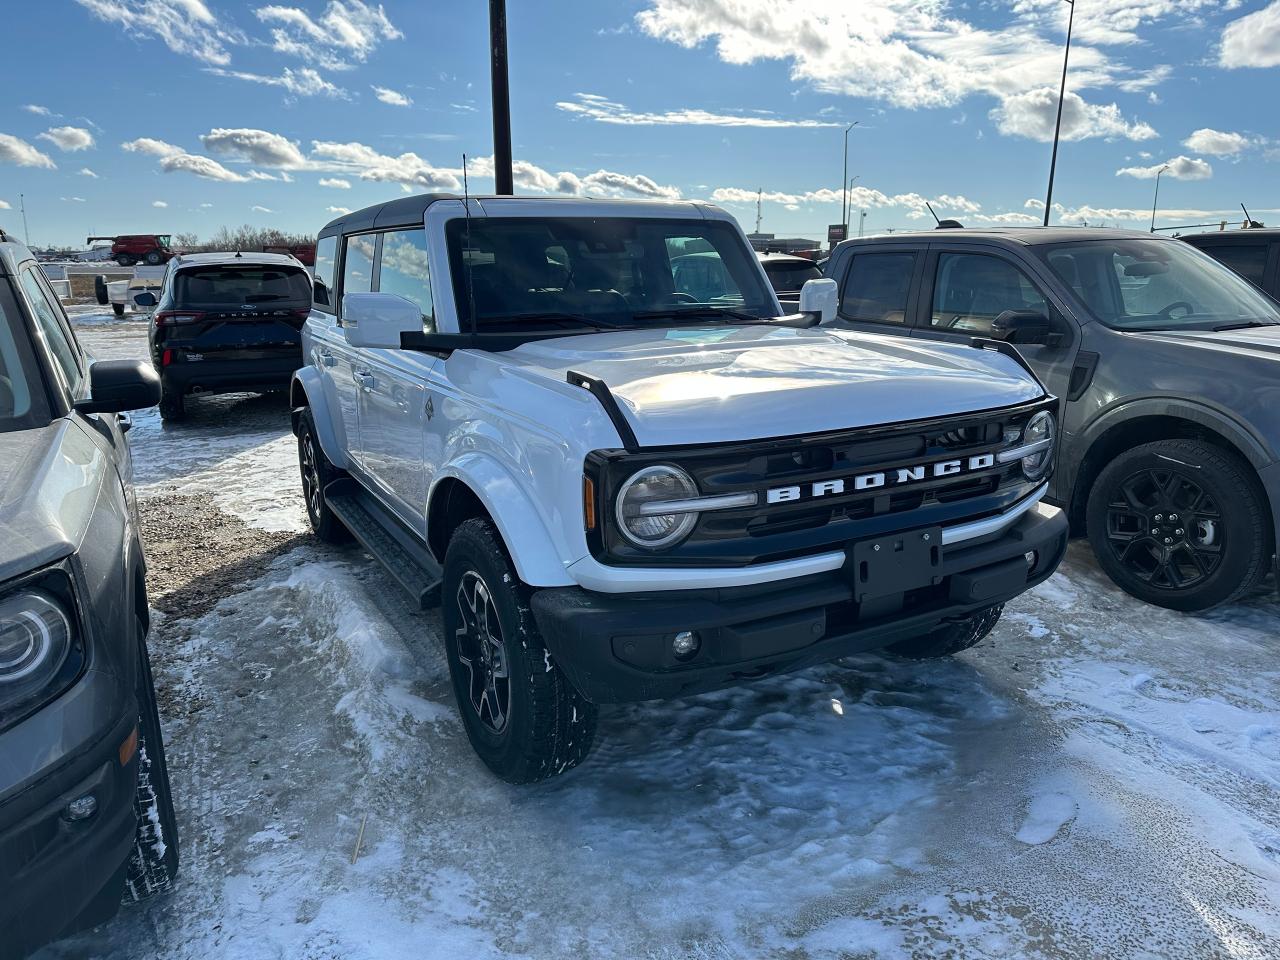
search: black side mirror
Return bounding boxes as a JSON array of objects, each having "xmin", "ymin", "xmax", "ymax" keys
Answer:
[
  {"xmin": 74, "ymin": 359, "xmax": 161, "ymax": 415},
  {"xmin": 991, "ymin": 310, "xmax": 1058, "ymax": 346},
  {"xmin": 133, "ymin": 291, "xmax": 158, "ymax": 308}
]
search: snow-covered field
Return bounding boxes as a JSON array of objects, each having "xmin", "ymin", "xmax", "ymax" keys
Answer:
[{"xmin": 38, "ymin": 314, "xmax": 1280, "ymax": 959}]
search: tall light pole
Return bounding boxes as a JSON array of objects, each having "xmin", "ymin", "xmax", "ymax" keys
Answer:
[
  {"xmin": 842, "ymin": 121, "xmax": 859, "ymax": 231},
  {"xmin": 1042, "ymin": 0, "xmax": 1075, "ymax": 227},
  {"xmin": 489, "ymin": 0, "xmax": 513, "ymax": 195},
  {"xmin": 1150, "ymin": 164, "xmax": 1169, "ymax": 233},
  {"xmin": 19, "ymin": 193, "xmax": 30, "ymax": 246}
]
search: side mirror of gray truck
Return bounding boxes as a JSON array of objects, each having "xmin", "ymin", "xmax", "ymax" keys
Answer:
[
  {"xmin": 990, "ymin": 309, "xmax": 1062, "ymax": 346},
  {"xmin": 342, "ymin": 292, "xmax": 425, "ymax": 349},
  {"xmin": 798, "ymin": 278, "xmax": 839, "ymax": 324},
  {"xmin": 74, "ymin": 359, "xmax": 162, "ymax": 414}
]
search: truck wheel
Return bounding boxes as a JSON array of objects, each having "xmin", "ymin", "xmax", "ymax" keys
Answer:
[
  {"xmin": 887, "ymin": 604, "xmax": 1003, "ymax": 659},
  {"xmin": 122, "ymin": 620, "xmax": 179, "ymax": 903},
  {"xmin": 112, "ymin": 303, "xmax": 126, "ymax": 317},
  {"xmin": 442, "ymin": 518, "xmax": 597, "ymax": 783},
  {"xmin": 95, "ymin": 275, "xmax": 109, "ymax": 305},
  {"xmin": 158, "ymin": 388, "xmax": 185, "ymax": 422},
  {"xmin": 144, "ymin": 250, "xmax": 164, "ymax": 265},
  {"xmin": 1086, "ymin": 439, "xmax": 1268, "ymax": 611},
  {"xmin": 297, "ymin": 407, "xmax": 351, "ymax": 543}
]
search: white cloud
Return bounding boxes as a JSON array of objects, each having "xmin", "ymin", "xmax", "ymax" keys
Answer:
[
  {"xmin": 78, "ymin": 167, "xmax": 99, "ymax": 178},
  {"xmin": 971, "ymin": 211, "xmax": 1042, "ymax": 224},
  {"xmin": 557, "ymin": 92, "xmax": 840, "ymax": 128},
  {"xmin": 310, "ymin": 140, "xmax": 462, "ymax": 190},
  {"xmin": 0, "ymin": 134, "xmax": 56, "ymax": 169},
  {"xmin": 709, "ymin": 183, "xmax": 983, "ymax": 221},
  {"xmin": 37, "ymin": 126, "xmax": 95, "ymax": 152},
  {"xmin": 319, "ymin": 177, "xmax": 351, "ymax": 188},
  {"xmin": 326, "ymin": 205, "xmax": 352, "ymax": 214},
  {"xmin": 63, "ymin": 196, "xmax": 88, "ymax": 203},
  {"xmin": 248, "ymin": 169, "xmax": 294, "ymax": 181},
  {"xmin": 75, "ymin": 0, "xmax": 234, "ymax": 66},
  {"xmin": 256, "ymin": 1, "xmax": 402, "ymax": 69},
  {"xmin": 1221, "ymin": 1, "xmax": 1280, "ymax": 68},
  {"xmin": 990, "ymin": 88, "xmax": 1157, "ymax": 142},
  {"xmin": 1183, "ymin": 127, "xmax": 1251, "ymax": 157},
  {"xmin": 373, "ymin": 85, "xmax": 412, "ymax": 106},
  {"xmin": 160, "ymin": 153, "xmax": 251, "ymax": 182},
  {"xmin": 201, "ymin": 128, "xmax": 308, "ymax": 167},
  {"xmin": 153, "ymin": 200, "xmax": 168, "ymax": 208},
  {"xmin": 0, "ymin": 200, "xmax": 10, "ymax": 210},
  {"xmin": 122, "ymin": 137, "xmax": 185, "ymax": 159},
  {"xmin": 251, "ymin": 205, "xmax": 274, "ymax": 213},
  {"xmin": 1011, "ymin": 0, "xmax": 1222, "ymax": 47},
  {"xmin": 22, "ymin": 104, "xmax": 56, "ymax": 117},
  {"xmin": 1116, "ymin": 156, "xmax": 1213, "ymax": 181},
  {"xmin": 200, "ymin": 202, "xmax": 214, "ymax": 208},
  {"xmin": 1024, "ymin": 198, "xmax": 1046, "ymax": 210},
  {"xmin": 207, "ymin": 66, "xmax": 347, "ymax": 99},
  {"xmin": 636, "ymin": 0, "xmax": 1162, "ymax": 141}
]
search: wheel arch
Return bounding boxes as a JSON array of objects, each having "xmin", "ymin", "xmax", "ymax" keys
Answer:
[
  {"xmin": 289, "ymin": 367, "xmax": 350, "ymax": 470},
  {"xmin": 427, "ymin": 457, "xmax": 574, "ymax": 588}
]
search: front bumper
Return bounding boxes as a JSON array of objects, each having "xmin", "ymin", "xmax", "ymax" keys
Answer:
[
  {"xmin": 0, "ymin": 696, "xmax": 138, "ymax": 959},
  {"xmin": 533, "ymin": 502, "xmax": 1068, "ymax": 703}
]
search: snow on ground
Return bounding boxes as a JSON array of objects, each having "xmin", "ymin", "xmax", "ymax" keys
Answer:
[{"xmin": 37, "ymin": 319, "xmax": 1280, "ymax": 959}]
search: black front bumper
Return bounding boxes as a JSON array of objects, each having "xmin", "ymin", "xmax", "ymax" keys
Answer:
[
  {"xmin": 0, "ymin": 710, "xmax": 138, "ymax": 960},
  {"xmin": 533, "ymin": 503, "xmax": 1068, "ymax": 704}
]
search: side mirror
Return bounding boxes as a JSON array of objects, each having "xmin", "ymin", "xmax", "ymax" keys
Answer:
[
  {"xmin": 798, "ymin": 278, "xmax": 839, "ymax": 324},
  {"xmin": 991, "ymin": 310, "xmax": 1058, "ymax": 345},
  {"xmin": 342, "ymin": 292, "xmax": 423, "ymax": 349},
  {"xmin": 74, "ymin": 359, "xmax": 161, "ymax": 414},
  {"xmin": 133, "ymin": 291, "xmax": 157, "ymax": 308}
]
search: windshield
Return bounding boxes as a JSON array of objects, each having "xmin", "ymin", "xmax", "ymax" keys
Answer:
[
  {"xmin": 174, "ymin": 265, "xmax": 312, "ymax": 310},
  {"xmin": 1036, "ymin": 238, "xmax": 1280, "ymax": 331},
  {"xmin": 763, "ymin": 261, "xmax": 822, "ymax": 293},
  {"xmin": 0, "ymin": 291, "xmax": 52, "ymax": 432},
  {"xmin": 446, "ymin": 217, "xmax": 775, "ymax": 331}
]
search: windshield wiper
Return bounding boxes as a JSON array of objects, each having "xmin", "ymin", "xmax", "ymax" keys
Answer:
[
  {"xmin": 631, "ymin": 306, "xmax": 768, "ymax": 324},
  {"xmin": 1212, "ymin": 320, "xmax": 1278, "ymax": 331},
  {"xmin": 481, "ymin": 311, "xmax": 632, "ymax": 330}
]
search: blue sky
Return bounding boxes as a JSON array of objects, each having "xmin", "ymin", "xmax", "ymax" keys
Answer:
[{"xmin": 3, "ymin": 0, "xmax": 1278, "ymax": 247}]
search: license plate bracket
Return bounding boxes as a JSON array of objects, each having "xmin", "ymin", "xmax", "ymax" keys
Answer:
[{"xmin": 849, "ymin": 527, "xmax": 943, "ymax": 602}]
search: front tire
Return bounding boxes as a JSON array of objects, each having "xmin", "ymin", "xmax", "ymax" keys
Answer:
[
  {"xmin": 1086, "ymin": 439, "xmax": 1268, "ymax": 611},
  {"xmin": 122, "ymin": 622, "xmax": 179, "ymax": 903},
  {"xmin": 887, "ymin": 604, "xmax": 1003, "ymax": 659},
  {"xmin": 297, "ymin": 407, "xmax": 351, "ymax": 543},
  {"xmin": 442, "ymin": 519, "xmax": 597, "ymax": 783},
  {"xmin": 112, "ymin": 303, "xmax": 125, "ymax": 317},
  {"xmin": 144, "ymin": 251, "xmax": 164, "ymax": 265}
]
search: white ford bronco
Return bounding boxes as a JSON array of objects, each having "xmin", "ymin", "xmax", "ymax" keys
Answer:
[{"xmin": 290, "ymin": 195, "xmax": 1068, "ymax": 782}]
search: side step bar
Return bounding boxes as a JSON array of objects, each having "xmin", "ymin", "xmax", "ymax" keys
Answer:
[{"xmin": 323, "ymin": 478, "xmax": 442, "ymax": 609}]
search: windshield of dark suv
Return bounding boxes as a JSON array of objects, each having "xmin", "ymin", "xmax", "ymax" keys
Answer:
[
  {"xmin": 0, "ymin": 293, "xmax": 53, "ymax": 432},
  {"xmin": 174, "ymin": 264, "xmax": 312, "ymax": 310},
  {"xmin": 1036, "ymin": 238, "xmax": 1280, "ymax": 331},
  {"xmin": 763, "ymin": 260, "xmax": 822, "ymax": 293},
  {"xmin": 446, "ymin": 217, "xmax": 776, "ymax": 331}
]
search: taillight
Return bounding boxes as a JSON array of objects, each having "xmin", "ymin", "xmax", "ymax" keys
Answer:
[
  {"xmin": 161, "ymin": 349, "xmax": 173, "ymax": 366},
  {"xmin": 154, "ymin": 311, "xmax": 203, "ymax": 327}
]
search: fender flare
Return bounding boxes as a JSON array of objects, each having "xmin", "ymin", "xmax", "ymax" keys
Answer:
[
  {"xmin": 289, "ymin": 367, "xmax": 350, "ymax": 471},
  {"xmin": 430, "ymin": 453, "xmax": 574, "ymax": 587}
]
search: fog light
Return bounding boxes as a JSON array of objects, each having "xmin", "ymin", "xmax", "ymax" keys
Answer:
[
  {"xmin": 672, "ymin": 630, "xmax": 700, "ymax": 659},
  {"xmin": 65, "ymin": 795, "xmax": 97, "ymax": 822},
  {"xmin": 1024, "ymin": 551, "xmax": 1038, "ymax": 570}
]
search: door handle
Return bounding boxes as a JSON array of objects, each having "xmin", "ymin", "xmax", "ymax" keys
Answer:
[
  {"xmin": 318, "ymin": 348, "xmax": 336, "ymax": 367},
  {"xmin": 354, "ymin": 371, "xmax": 375, "ymax": 391}
]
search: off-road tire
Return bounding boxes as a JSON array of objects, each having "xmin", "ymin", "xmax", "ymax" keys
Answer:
[
  {"xmin": 158, "ymin": 387, "xmax": 185, "ymax": 422},
  {"xmin": 1086, "ymin": 439, "xmax": 1268, "ymax": 611},
  {"xmin": 887, "ymin": 604, "xmax": 1003, "ymax": 659},
  {"xmin": 442, "ymin": 518, "xmax": 597, "ymax": 783},
  {"xmin": 112, "ymin": 303, "xmax": 125, "ymax": 317},
  {"xmin": 122, "ymin": 621, "xmax": 179, "ymax": 903},
  {"xmin": 297, "ymin": 407, "xmax": 351, "ymax": 543},
  {"xmin": 144, "ymin": 250, "xmax": 164, "ymax": 266},
  {"xmin": 94, "ymin": 275, "xmax": 109, "ymax": 305}
]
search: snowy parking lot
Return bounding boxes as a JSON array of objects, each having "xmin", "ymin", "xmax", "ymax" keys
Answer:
[{"xmin": 38, "ymin": 313, "xmax": 1280, "ymax": 959}]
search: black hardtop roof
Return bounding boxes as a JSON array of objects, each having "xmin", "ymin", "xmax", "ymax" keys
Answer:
[
  {"xmin": 839, "ymin": 226, "xmax": 1170, "ymax": 249},
  {"xmin": 318, "ymin": 193, "xmax": 461, "ymax": 238},
  {"xmin": 1182, "ymin": 229, "xmax": 1280, "ymax": 242}
]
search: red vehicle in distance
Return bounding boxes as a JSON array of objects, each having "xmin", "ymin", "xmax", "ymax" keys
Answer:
[{"xmin": 86, "ymin": 234, "xmax": 175, "ymax": 266}]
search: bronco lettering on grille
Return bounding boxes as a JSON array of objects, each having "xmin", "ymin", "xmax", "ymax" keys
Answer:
[{"xmin": 765, "ymin": 453, "xmax": 996, "ymax": 505}]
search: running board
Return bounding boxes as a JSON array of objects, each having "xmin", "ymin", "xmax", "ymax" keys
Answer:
[{"xmin": 323, "ymin": 478, "xmax": 442, "ymax": 609}]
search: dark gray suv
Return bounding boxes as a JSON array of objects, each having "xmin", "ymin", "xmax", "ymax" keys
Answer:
[
  {"xmin": 825, "ymin": 228, "xmax": 1280, "ymax": 610},
  {"xmin": 0, "ymin": 231, "xmax": 177, "ymax": 958}
]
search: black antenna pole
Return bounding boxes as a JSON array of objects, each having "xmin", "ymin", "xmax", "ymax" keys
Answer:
[
  {"xmin": 462, "ymin": 154, "xmax": 479, "ymax": 338},
  {"xmin": 925, "ymin": 201, "xmax": 941, "ymax": 225},
  {"xmin": 1043, "ymin": 0, "xmax": 1075, "ymax": 227},
  {"xmin": 1241, "ymin": 202, "xmax": 1256, "ymax": 228},
  {"xmin": 489, "ymin": 0, "xmax": 514, "ymax": 195}
]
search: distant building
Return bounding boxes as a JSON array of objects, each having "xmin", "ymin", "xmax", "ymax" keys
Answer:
[{"xmin": 747, "ymin": 233, "xmax": 822, "ymax": 257}]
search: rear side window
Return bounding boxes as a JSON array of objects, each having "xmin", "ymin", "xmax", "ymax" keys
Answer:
[
  {"xmin": 839, "ymin": 253, "xmax": 915, "ymax": 324},
  {"xmin": 765, "ymin": 262, "xmax": 822, "ymax": 292},
  {"xmin": 930, "ymin": 253, "xmax": 1049, "ymax": 335},
  {"xmin": 1195, "ymin": 243, "xmax": 1268, "ymax": 287},
  {"xmin": 342, "ymin": 235, "xmax": 376, "ymax": 300},
  {"xmin": 313, "ymin": 235, "xmax": 338, "ymax": 311},
  {"xmin": 19, "ymin": 268, "xmax": 83, "ymax": 394},
  {"xmin": 174, "ymin": 265, "xmax": 311, "ymax": 310},
  {"xmin": 376, "ymin": 228, "xmax": 435, "ymax": 331}
]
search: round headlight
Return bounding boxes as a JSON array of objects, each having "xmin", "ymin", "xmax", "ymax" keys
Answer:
[
  {"xmin": 0, "ymin": 591, "xmax": 72, "ymax": 694},
  {"xmin": 615, "ymin": 465, "xmax": 699, "ymax": 549},
  {"xmin": 1021, "ymin": 410, "xmax": 1056, "ymax": 480}
]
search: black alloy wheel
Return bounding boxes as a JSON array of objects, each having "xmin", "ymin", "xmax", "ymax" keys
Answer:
[{"xmin": 453, "ymin": 571, "xmax": 511, "ymax": 735}]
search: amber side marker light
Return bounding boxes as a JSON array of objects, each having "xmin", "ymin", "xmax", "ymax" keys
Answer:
[
  {"xmin": 583, "ymin": 475, "xmax": 597, "ymax": 531},
  {"xmin": 119, "ymin": 726, "xmax": 139, "ymax": 766}
]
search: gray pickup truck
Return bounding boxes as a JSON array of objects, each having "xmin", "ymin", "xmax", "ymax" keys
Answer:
[{"xmin": 0, "ymin": 230, "xmax": 177, "ymax": 959}]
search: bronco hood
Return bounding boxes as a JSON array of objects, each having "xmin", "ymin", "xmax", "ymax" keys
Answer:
[
  {"xmin": 0, "ymin": 421, "xmax": 105, "ymax": 583},
  {"xmin": 499, "ymin": 325, "xmax": 1043, "ymax": 447}
]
